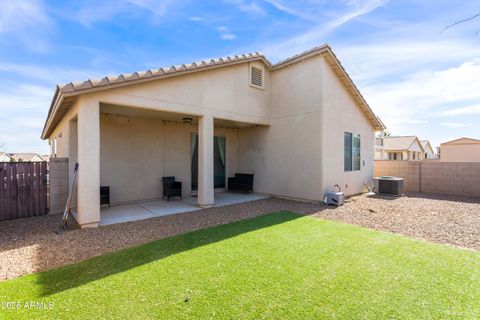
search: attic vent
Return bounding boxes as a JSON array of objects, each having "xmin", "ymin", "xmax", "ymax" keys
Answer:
[{"xmin": 250, "ymin": 67, "xmax": 263, "ymax": 87}]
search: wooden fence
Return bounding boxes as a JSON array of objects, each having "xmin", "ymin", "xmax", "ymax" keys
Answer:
[
  {"xmin": 374, "ymin": 160, "xmax": 480, "ymax": 197},
  {"xmin": 0, "ymin": 162, "xmax": 48, "ymax": 221}
]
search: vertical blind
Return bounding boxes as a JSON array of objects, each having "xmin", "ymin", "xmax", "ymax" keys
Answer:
[
  {"xmin": 344, "ymin": 132, "xmax": 361, "ymax": 171},
  {"xmin": 344, "ymin": 132, "xmax": 352, "ymax": 171}
]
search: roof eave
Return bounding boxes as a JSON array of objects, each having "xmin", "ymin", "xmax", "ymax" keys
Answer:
[
  {"xmin": 41, "ymin": 86, "xmax": 63, "ymax": 140},
  {"xmin": 41, "ymin": 55, "xmax": 271, "ymax": 140}
]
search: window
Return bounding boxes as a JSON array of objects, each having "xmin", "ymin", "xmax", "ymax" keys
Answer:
[
  {"xmin": 345, "ymin": 132, "xmax": 361, "ymax": 171},
  {"xmin": 250, "ymin": 66, "xmax": 264, "ymax": 89},
  {"xmin": 353, "ymin": 134, "xmax": 361, "ymax": 170},
  {"xmin": 413, "ymin": 153, "xmax": 416, "ymax": 160},
  {"xmin": 344, "ymin": 133, "xmax": 352, "ymax": 171}
]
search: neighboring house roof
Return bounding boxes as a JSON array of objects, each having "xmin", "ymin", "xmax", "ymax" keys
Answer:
[
  {"xmin": 41, "ymin": 45, "xmax": 385, "ymax": 139},
  {"xmin": 383, "ymin": 136, "xmax": 425, "ymax": 152},
  {"xmin": 420, "ymin": 140, "xmax": 434, "ymax": 153},
  {"xmin": 9, "ymin": 153, "xmax": 45, "ymax": 162},
  {"xmin": 41, "ymin": 155, "xmax": 51, "ymax": 162},
  {"xmin": 441, "ymin": 137, "xmax": 480, "ymax": 145},
  {"xmin": 0, "ymin": 152, "xmax": 12, "ymax": 161}
]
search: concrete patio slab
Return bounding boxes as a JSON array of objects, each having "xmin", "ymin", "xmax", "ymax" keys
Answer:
[
  {"xmin": 138, "ymin": 199, "xmax": 200, "ymax": 217},
  {"xmin": 100, "ymin": 203, "xmax": 156, "ymax": 225},
  {"xmin": 100, "ymin": 192, "xmax": 269, "ymax": 226}
]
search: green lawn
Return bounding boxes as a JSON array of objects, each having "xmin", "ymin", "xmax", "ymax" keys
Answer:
[{"xmin": 0, "ymin": 212, "xmax": 479, "ymax": 319}]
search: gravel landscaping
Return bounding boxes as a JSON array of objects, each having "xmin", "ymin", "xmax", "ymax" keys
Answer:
[
  {"xmin": 0, "ymin": 197, "xmax": 321, "ymax": 281},
  {"xmin": 1, "ymin": 193, "xmax": 479, "ymax": 281},
  {"xmin": 314, "ymin": 192, "xmax": 480, "ymax": 251}
]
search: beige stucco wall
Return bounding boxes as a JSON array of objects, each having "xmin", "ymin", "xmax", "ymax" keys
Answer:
[
  {"xmin": 236, "ymin": 56, "xmax": 324, "ymax": 200},
  {"xmin": 236, "ymin": 55, "xmax": 376, "ymax": 198},
  {"xmin": 82, "ymin": 61, "xmax": 271, "ymax": 126},
  {"xmin": 0, "ymin": 154, "xmax": 11, "ymax": 162},
  {"xmin": 320, "ymin": 57, "xmax": 375, "ymax": 196},
  {"xmin": 440, "ymin": 144, "xmax": 480, "ymax": 162},
  {"xmin": 99, "ymin": 114, "xmax": 239, "ymax": 204},
  {"xmin": 49, "ymin": 55, "xmax": 377, "ymax": 206}
]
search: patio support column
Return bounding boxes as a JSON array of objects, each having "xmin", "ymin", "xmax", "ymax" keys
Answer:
[
  {"xmin": 198, "ymin": 114, "xmax": 214, "ymax": 207},
  {"xmin": 76, "ymin": 98, "xmax": 101, "ymax": 228}
]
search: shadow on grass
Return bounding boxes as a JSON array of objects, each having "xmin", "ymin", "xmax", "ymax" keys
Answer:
[{"xmin": 37, "ymin": 211, "xmax": 302, "ymax": 297}]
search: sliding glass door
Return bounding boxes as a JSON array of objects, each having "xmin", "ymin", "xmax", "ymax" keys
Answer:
[{"xmin": 191, "ymin": 134, "xmax": 226, "ymax": 191}]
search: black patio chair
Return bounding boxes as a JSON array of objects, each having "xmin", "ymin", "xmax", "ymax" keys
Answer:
[
  {"xmin": 100, "ymin": 186, "xmax": 110, "ymax": 207},
  {"xmin": 162, "ymin": 176, "xmax": 182, "ymax": 200},
  {"xmin": 228, "ymin": 173, "xmax": 254, "ymax": 193}
]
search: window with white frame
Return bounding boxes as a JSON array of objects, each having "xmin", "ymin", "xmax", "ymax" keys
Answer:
[{"xmin": 344, "ymin": 132, "xmax": 361, "ymax": 171}]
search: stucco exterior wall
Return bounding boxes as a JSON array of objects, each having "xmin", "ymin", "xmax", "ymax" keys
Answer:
[
  {"xmin": 48, "ymin": 55, "xmax": 377, "ymax": 205},
  {"xmin": 440, "ymin": 144, "xmax": 480, "ymax": 162},
  {"xmin": 320, "ymin": 58, "xmax": 375, "ymax": 196},
  {"xmin": 99, "ymin": 114, "xmax": 239, "ymax": 204},
  {"xmin": 235, "ymin": 56, "xmax": 324, "ymax": 201},
  {"xmin": 83, "ymin": 61, "xmax": 271, "ymax": 126},
  {"xmin": 236, "ymin": 55, "xmax": 376, "ymax": 198}
]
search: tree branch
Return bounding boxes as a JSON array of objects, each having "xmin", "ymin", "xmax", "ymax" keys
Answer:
[{"xmin": 439, "ymin": 12, "xmax": 480, "ymax": 34}]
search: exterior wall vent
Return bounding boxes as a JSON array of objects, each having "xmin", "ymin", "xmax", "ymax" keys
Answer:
[{"xmin": 250, "ymin": 67, "xmax": 263, "ymax": 88}]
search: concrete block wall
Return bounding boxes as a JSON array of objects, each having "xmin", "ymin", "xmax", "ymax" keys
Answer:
[
  {"xmin": 374, "ymin": 160, "xmax": 480, "ymax": 197},
  {"xmin": 49, "ymin": 157, "xmax": 69, "ymax": 214},
  {"xmin": 374, "ymin": 161, "xmax": 420, "ymax": 192}
]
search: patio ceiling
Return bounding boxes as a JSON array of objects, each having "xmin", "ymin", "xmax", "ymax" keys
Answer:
[{"xmin": 100, "ymin": 103, "xmax": 262, "ymax": 128}]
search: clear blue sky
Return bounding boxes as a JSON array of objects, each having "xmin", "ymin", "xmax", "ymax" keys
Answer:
[{"xmin": 1, "ymin": 0, "xmax": 479, "ymax": 153}]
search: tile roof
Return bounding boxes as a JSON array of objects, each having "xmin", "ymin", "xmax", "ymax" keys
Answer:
[
  {"xmin": 441, "ymin": 137, "xmax": 480, "ymax": 145},
  {"xmin": 42, "ymin": 45, "xmax": 385, "ymax": 139},
  {"xmin": 9, "ymin": 153, "xmax": 45, "ymax": 162},
  {"xmin": 383, "ymin": 136, "xmax": 420, "ymax": 151},
  {"xmin": 58, "ymin": 52, "xmax": 266, "ymax": 93}
]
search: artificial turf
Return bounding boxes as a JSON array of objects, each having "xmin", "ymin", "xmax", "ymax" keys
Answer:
[{"xmin": 0, "ymin": 211, "xmax": 479, "ymax": 319}]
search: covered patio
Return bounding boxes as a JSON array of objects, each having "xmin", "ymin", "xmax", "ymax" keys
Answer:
[
  {"xmin": 57, "ymin": 99, "xmax": 269, "ymax": 228},
  {"xmin": 100, "ymin": 192, "xmax": 268, "ymax": 225}
]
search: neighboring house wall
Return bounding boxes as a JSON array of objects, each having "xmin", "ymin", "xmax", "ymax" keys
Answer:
[
  {"xmin": 386, "ymin": 151, "xmax": 403, "ymax": 160},
  {"xmin": 381, "ymin": 136, "xmax": 424, "ymax": 161},
  {"xmin": 421, "ymin": 141, "xmax": 435, "ymax": 159},
  {"xmin": 440, "ymin": 139, "xmax": 480, "ymax": 162}
]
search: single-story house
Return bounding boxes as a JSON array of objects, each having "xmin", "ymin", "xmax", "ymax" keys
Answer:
[
  {"xmin": 0, "ymin": 152, "xmax": 12, "ymax": 162},
  {"xmin": 420, "ymin": 140, "xmax": 436, "ymax": 160},
  {"xmin": 41, "ymin": 45, "xmax": 384, "ymax": 228},
  {"xmin": 9, "ymin": 153, "xmax": 46, "ymax": 162},
  {"xmin": 440, "ymin": 137, "xmax": 480, "ymax": 162},
  {"xmin": 376, "ymin": 136, "xmax": 425, "ymax": 161}
]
